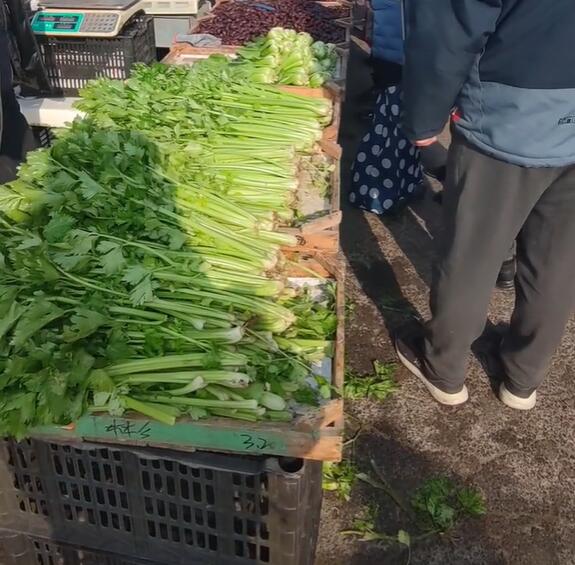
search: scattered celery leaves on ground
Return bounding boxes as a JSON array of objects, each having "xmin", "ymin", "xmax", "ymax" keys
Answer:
[{"xmin": 344, "ymin": 361, "xmax": 398, "ymax": 401}]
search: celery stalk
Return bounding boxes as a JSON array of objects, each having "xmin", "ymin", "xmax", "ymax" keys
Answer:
[
  {"xmin": 136, "ymin": 396, "xmax": 259, "ymax": 410},
  {"xmin": 122, "ymin": 397, "xmax": 177, "ymax": 426}
]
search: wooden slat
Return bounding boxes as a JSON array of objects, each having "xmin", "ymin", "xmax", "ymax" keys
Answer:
[
  {"xmin": 320, "ymin": 140, "xmax": 342, "ymax": 160},
  {"xmin": 300, "ymin": 211, "xmax": 342, "ymax": 235},
  {"xmin": 283, "ymin": 256, "xmax": 334, "ymax": 278},
  {"xmin": 32, "ymin": 400, "xmax": 343, "ymax": 462},
  {"xmin": 330, "ymin": 149, "xmax": 342, "ymax": 212},
  {"xmin": 333, "ymin": 262, "xmax": 346, "ymax": 391},
  {"xmin": 281, "ymin": 230, "xmax": 339, "ymax": 253}
]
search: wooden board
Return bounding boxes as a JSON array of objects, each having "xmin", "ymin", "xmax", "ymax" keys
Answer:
[
  {"xmin": 32, "ymin": 401, "xmax": 343, "ymax": 461},
  {"xmin": 31, "ymin": 256, "xmax": 346, "ymax": 462},
  {"xmin": 281, "ymin": 225, "xmax": 339, "ymax": 253},
  {"xmin": 314, "ymin": 0, "xmax": 353, "ymax": 21}
]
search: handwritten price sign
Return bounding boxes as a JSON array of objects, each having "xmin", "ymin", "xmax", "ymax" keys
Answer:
[
  {"xmin": 239, "ymin": 433, "xmax": 275, "ymax": 452},
  {"xmin": 103, "ymin": 419, "xmax": 153, "ymax": 440},
  {"xmin": 77, "ymin": 416, "xmax": 288, "ymax": 456}
]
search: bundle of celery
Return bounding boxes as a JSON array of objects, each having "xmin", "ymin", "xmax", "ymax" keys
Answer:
[
  {"xmin": 235, "ymin": 28, "xmax": 339, "ymax": 86},
  {"xmin": 0, "ymin": 63, "xmax": 337, "ymax": 437},
  {"xmin": 78, "ymin": 61, "xmax": 333, "ymax": 223},
  {"xmin": 77, "ymin": 60, "xmax": 332, "ymax": 148}
]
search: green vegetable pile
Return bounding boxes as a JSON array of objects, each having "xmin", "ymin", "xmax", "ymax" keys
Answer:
[
  {"xmin": 0, "ymin": 59, "xmax": 338, "ymax": 437},
  {"xmin": 78, "ymin": 61, "xmax": 333, "ymax": 224},
  {"xmin": 236, "ymin": 27, "xmax": 338, "ymax": 86}
]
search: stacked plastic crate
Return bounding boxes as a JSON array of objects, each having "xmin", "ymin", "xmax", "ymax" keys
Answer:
[
  {"xmin": 36, "ymin": 15, "xmax": 157, "ymax": 96},
  {"xmin": 0, "ymin": 439, "xmax": 323, "ymax": 564}
]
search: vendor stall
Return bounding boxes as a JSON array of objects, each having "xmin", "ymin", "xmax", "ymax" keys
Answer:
[{"xmin": 0, "ymin": 6, "xmax": 347, "ymax": 563}]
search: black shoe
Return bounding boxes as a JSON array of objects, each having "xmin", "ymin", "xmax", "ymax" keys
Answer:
[
  {"xmin": 394, "ymin": 335, "xmax": 469, "ymax": 405},
  {"xmin": 496, "ymin": 258, "xmax": 516, "ymax": 291}
]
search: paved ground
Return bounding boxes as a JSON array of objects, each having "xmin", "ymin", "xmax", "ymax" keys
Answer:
[{"xmin": 315, "ymin": 44, "xmax": 575, "ymax": 565}]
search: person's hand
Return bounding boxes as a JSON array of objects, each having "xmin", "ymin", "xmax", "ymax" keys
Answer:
[{"xmin": 414, "ymin": 136, "xmax": 438, "ymax": 147}]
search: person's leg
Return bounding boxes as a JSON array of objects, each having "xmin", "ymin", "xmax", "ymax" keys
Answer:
[
  {"xmin": 421, "ymin": 135, "xmax": 557, "ymax": 393},
  {"xmin": 500, "ymin": 165, "xmax": 575, "ymax": 403}
]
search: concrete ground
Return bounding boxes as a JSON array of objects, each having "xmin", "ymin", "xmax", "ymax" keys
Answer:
[{"xmin": 315, "ymin": 44, "xmax": 575, "ymax": 565}]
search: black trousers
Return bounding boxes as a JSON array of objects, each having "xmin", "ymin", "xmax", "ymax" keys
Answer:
[
  {"xmin": 0, "ymin": 30, "xmax": 36, "ymax": 183},
  {"xmin": 424, "ymin": 133, "xmax": 575, "ymax": 397}
]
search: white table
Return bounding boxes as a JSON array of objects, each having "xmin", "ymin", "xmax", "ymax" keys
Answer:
[{"xmin": 18, "ymin": 96, "xmax": 83, "ymax": 128}]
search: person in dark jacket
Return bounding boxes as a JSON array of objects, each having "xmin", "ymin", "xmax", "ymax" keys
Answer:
[
  {"xmin": 395, "ymin": 0, "xmax": 575, "ymax": 411},
  {"xmin": 359, "ymin": 0, "xmax": 516, "ymax": 284}
]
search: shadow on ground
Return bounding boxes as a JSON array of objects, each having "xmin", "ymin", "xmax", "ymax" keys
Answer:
[
  {"xmin": 315, "ymin": 42, "xmax": 575, "ymax": 565},
  {"xmin": 320, "ymin": 428, "xmax": 506, "ymax": 565}
]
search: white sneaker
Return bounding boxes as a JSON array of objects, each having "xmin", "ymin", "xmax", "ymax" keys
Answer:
[
  {"xmin": 394, "ymin": 336, "xmax": 469, "ymax": 406},
  {"xmin": 499, "ymin": 382, "xmax": 536, "ymax": 410}
]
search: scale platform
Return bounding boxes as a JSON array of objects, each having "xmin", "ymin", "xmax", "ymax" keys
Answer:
[{"xmin": 32, "ymin": 0, "xmax": 145, "ymax": 37}]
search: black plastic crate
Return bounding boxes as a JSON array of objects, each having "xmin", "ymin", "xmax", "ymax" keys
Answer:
[
  {"xmin": 0, "ymin": 439, "xmax": 322, "ymax": 565},
  {"xmin": 36, "ymin": 15, "xmax": 156, "ymax": 96},
  {"xmin": 0, "ymin": 530, "xmax": 148, "ymax": 565}
]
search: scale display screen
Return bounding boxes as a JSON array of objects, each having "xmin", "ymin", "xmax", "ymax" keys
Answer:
[{"xmin": 32, "ymin": 12, "xmax": 85, "ymax": 32}]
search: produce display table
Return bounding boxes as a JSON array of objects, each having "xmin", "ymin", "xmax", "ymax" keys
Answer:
[{"xmin": 1, "ymin": 5, "xmax": 348, "ymax": 563}]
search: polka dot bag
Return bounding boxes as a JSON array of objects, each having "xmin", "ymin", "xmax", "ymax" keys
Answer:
[{"xmin": 349, "ymin": 85, "xmax": 424, "ymax": 215}]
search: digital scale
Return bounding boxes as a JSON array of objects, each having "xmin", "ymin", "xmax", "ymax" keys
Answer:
[{"xmin": 31, "ymin": 0, "xmax": 146, "ymax": 37}]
